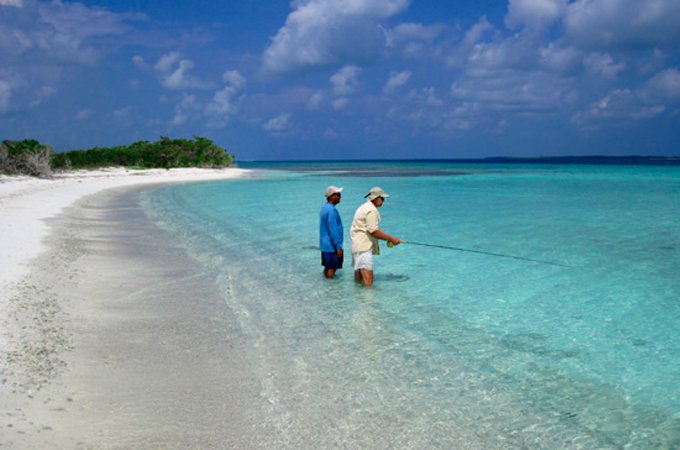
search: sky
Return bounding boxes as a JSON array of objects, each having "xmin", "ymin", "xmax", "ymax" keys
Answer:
[{"xmin": 1, "ymin": 0, "xmax": 680, "ymax": 160}]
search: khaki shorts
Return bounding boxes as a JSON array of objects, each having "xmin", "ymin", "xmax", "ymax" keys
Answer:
[{"xmin": 352, "ymin": 250, "xmax": 373, "ymax": 271}]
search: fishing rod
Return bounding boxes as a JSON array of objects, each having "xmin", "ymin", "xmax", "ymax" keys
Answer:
[{"xmin": 388, "ymin": 240, "xmax": 569, "ymax": 267}]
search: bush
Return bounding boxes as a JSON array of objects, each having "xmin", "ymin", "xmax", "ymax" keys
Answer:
[
  {"xmin": 51, "ymin": 136, "xmax": 232, "ymax": 170},
  {"xmin": 0, "ymin": 140, "xmax": 53, "ymax": 178}
]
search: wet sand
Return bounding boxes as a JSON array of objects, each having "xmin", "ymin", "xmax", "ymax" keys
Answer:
[{"xmin": 1, "ymin": 184, "xmax": 271, "ymax": 448}]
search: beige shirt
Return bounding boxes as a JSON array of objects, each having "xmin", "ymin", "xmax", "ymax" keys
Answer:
[{"xmin": 350, "ymin": 200, "xmax": 381, "ymax": 254}]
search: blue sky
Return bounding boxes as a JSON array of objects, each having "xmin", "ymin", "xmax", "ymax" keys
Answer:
[{"xmin": 1, "ymin": 0, "xmax": 679, "ymax": 160}]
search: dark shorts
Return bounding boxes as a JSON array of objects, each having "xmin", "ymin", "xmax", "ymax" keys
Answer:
[{"xmin": 321, "ymin": 251, "xmax": 343, "ymax": 270}]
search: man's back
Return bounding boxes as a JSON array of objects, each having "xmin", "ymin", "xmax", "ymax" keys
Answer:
[{"xmin": 320, "ymin": 202, "xmax": 343, "ymax": 252}]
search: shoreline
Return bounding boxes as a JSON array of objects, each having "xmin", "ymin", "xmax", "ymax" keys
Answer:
[
  {"xmin": 0, "ymin": 167, "xmax": 251, "ymax": 295},
  {"xmin": 0, "ymin": 169, "xmax": 270, "ymax": 448},
  {"xmin": 0, "ymin": 167, "xmax": 264, "ymax": 447}
]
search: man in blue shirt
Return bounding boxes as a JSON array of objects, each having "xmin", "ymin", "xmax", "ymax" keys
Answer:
[{"xmin": 319, "ymin": 185, "xmax": 344, "ymax": 278}]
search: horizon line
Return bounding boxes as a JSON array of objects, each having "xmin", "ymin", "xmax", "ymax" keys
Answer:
[{"xmin": 237, "ymin": 155, "xmax": 680, "ymax": 166}]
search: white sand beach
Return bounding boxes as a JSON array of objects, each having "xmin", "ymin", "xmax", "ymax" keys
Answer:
[
  {"xmin": 0, "ymin": 167, "xmax": 268, "ymax": 448},
  {"xmin": 0, "ymin": 167, "xmax": 250, "ymax": 293}
]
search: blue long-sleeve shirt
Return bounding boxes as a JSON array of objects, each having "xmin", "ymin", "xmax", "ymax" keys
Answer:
[{"xmin": 319, "ymin": 203, "xmax": 343, "ymax": 252}]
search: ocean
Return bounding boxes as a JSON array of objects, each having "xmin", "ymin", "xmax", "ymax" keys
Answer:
[{"xmin": 142, "ymin": 161, "xmax": 680, "ymax": 448}]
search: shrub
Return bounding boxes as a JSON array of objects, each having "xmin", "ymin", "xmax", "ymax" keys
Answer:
[
  {"xmin": 0, "ymin": 140, "xmax": 53, "ymax": 178},
  {"xmin": 51, "ymin": 136, "xmax": 232, "ymax": 170}
]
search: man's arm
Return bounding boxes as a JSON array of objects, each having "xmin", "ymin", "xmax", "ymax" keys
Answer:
[
  {"xmin": 371, "ymin": 229, "xmax": 401, "ymax": 245},
  {"xmin": 330, "ymin": 209, "xmax": 344, "ymax": 255}
]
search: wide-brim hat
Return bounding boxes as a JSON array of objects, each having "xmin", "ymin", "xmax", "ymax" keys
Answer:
[{"xmin": 365, "ymin": 186, "xmax": 390, "ymax": 201}]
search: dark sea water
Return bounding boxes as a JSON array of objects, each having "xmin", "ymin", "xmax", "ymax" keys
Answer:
[{"xmin": 142, "ymin": 161, "xmax": 680, "ymax": 448}]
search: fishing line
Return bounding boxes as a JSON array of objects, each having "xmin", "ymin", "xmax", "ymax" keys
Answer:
[{"xmin": 390, "ymin": 240, "xmax": 569, "ymax": 267}]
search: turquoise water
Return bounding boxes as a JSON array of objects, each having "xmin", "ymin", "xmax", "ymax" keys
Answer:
[{"xmin": 143, "ymin": 162, "xmax": 680, "ymax": 448}]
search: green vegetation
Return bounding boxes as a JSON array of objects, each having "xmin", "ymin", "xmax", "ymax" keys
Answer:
[
  {"xmin": 51, "ymin": 136, "xmax": 232, "ymax": 170},
  {"xmin": 0, "ymin": 139, "xmax": 53, "ymax": 178},
  {"xmin": 1, "ymin": 136, "xmax": 233, "ymax": 178}
]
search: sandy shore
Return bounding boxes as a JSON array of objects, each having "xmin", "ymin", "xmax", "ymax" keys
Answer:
[
  {"xmin": 0, "ymin": 167, "xmax": 271, "ymax": 448},
  {"xmin": 0, "ymin": 167, "xmax": 250, "ymax": 294}
]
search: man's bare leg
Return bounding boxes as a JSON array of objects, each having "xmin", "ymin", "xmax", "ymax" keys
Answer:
[
  {"xmin": 354, "ymin": 270, "xmax": 362, "ymax": 283},
  {"xmin": 354, "ymin": 269, "xmax": 374, "ymax": 286}
]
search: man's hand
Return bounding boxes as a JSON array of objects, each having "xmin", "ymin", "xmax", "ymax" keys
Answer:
[
  {"xmin": 386, "ymin": 237, "xmax": 402, "ymax": 248},
  {"xmin": 336, "ymin": 249, "xmax": 344, "ymax": 257}
]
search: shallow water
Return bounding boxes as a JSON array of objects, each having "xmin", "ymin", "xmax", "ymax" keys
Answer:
[{"xmin": 143, "ymin": 162, "xmax": 680, "ymax": 448}]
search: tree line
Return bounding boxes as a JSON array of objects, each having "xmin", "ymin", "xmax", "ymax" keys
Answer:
[{"xmin": 0, "ymin": 136, "xmax": 234, "ymax": 178}]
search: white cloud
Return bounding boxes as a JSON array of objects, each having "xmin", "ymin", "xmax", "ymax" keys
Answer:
[
  {"xmin": 263, "ymin": 113, "xmax": 292, "ymax": 133},
  {"xmin": 155, "ymin": 52, "xmax": 180, "ymax": 73},
  {"xmin": 442, "ymin": 116, "xmax": 472, "ymax": 131},
  {"xmin": 406, "ymin": 86, "xmax": 444, "ymax": 107},
  {"xmin": 642, "ymin": 68, "xmax": 680, "ymax": 101},
  {"xmin": 170, "ymin": 94, "xmax": 197, "ymax": 126},
  {"xmin": 384, "ymin": 22, "xmax": 447, "ymax": 59},
  {"xmin": 330, "ymin": 65, "xmax": 361, "ymax": 96},
  {"xmin": 165, "ymin": 60, "xmax": 195, "ymax": 89},
  {"xmin": 222, "ymin": 70, "xmax": 246, "ymax": 88},
  {"xmin": 465, "ymin": 35, "xmax": 541, "ymax": 75},
  {"xmin": 505, "ymin": 0, "xmax": 568, "ymax": 30},
  {"xmin": 421, "ymin": 87, "xmax": 443, "ymax": 106},
  {"xmin": 261, "ymin": 0, "xmax": 409, "ymax": 75},
  {"xmin": 572, "ymin": 67, "xmax": 680, "ymax": 126},
  {"xmin": 307, "ymin": 91, "xmax": 325, "ymax": 110},
  {"xmin": 571, "ymin": 66, "xmax": 680, "ymax": 126},
  {"xmin": 205, "ymin": 70, "xmax": 246, "ymax": 128},
  {"xmin": 0, "ymin": 28, "xmax": 34, "ymax": 57},
  {"xmin": 29, "ymin": 85, "xmax": 56, "ymax": 107},
  {"xmin": 451, "ymin": 72, "xmax": 570, "ymax": 113},
  {"xmin": 38, "ymin": 1, "xmax": 134, "ymax": 38},
  {"xmin": 573, "ymin": 89, "xmax": 665, "ymax": 124},
  {"xmin": 445, "ymin": 18, "xmax": 494, "ymax": 69},
  {"xmin": 386, "ymin": 22, "xmax": 445, "ymax": 45},
  {"xmin": 0, "ymin": 0, "xmax": 23, "ymax": 7},
  {"xmin": 154, "ymin": 52, "xmax": 205, "ymax": 90},
  {"xmin": 461, "ymin": 18, "xmax": 494, "ymax": 48},
  {"xmin": 332, "ymin": 97, "xmax": 349, "ymax": 110},
  {"xmin": 205, "ymin": 87, "xmax": 237, "ymax": 120},
  {"xmin": 1, "ymin": 1, "xmax": 139, "ymax": 69},
  {"xmin": 538, "ymin": 43, "xmax": 582, "ymax": 74},
  {"xmin": 584, "ymin": 52, "xmax": 625, "ymax": 79},
  {"xmin": 132, "ymin": 55, "xmax": 149, "ymax": 71},
  {"xmin": 30, "ymin": 1, "xmax": 138, "ymax": 66},
  {"xmin": 383, "ymin": 70, "xmax": 411, "ymax": 95},
  {"xmin": 564, "ymin": 0, "xmax": 680, "ymax": 49}
]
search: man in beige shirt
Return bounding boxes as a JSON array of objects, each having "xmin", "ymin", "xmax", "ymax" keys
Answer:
[{"xmin": 350, "ymin": 186, "xmax": 402, "ymax": 286}]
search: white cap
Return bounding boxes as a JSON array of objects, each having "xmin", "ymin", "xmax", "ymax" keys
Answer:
[
  {"xmin": 364, "ymin": 186, "xmax": 390, "ymax": 201},
  {"xmin": 325, "ymin": 185, "xmax": 343, "ymax": 197}
]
